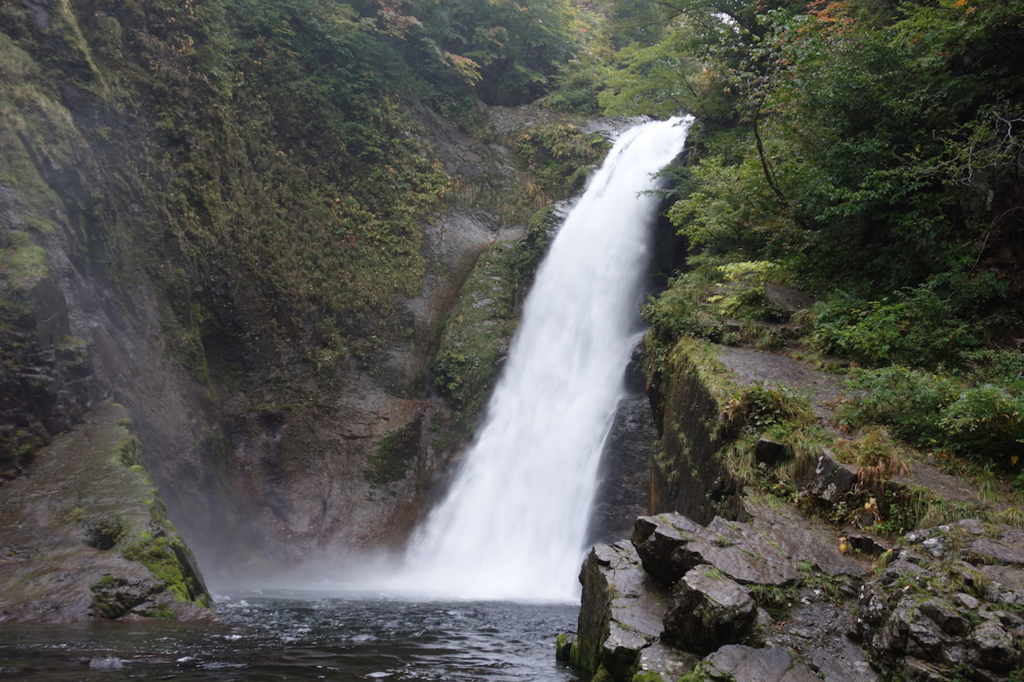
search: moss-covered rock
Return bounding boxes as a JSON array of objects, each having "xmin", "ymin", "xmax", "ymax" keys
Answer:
[
  {"xmin": 365, "ymin": 416, "xmax": 423, "ymax": 486},
  {"xmin": 0, "ymin": 402, "xmax": 211, "ymax": 622}
]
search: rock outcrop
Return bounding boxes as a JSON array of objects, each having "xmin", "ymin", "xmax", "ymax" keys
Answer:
[
  {"xmin": 567, "ymin": 509, "xmax": 871, "ymax": 682},
  {"xmin": 0, "ymin": 403, "xmax": 211, "ymax": 622},
  {"xmin": 567, "ymin": 507, "xmax": 1024, "ymax": 682}
]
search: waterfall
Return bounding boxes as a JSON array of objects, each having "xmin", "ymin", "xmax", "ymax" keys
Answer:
[{"xmin": 402, "ymin": 117, "xmax": 693, "ymax": 601}]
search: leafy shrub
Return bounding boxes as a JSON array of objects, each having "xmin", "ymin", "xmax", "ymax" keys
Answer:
[
  {"xmin": 939, "ymin": 385, "xmax": 1024, "ymax": 466},
  {"xmin": 642, "ymin": 271, "xmax": 725, "ymax": 346},
  {"xmin": 808, "ymin": 288, "xmax": 975, "ymax": 367},
  {"xmin": 837, "ymin": 367, "xmax": 955, "ymax": 445},
  {"xmin": 721, "ymin": 384, "xmax": 815, "ymax": 439},
  {"xmin": 839, "ymin": 367, "xmax": 1024, "ymax": 469}
]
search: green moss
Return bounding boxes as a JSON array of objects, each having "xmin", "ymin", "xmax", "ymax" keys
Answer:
[
  {"xmin": 3, "ymin": 242, "xmax": 48, "ymax": 287},
  {"xmin": 432, "ymin": 241, "xmax": 521, "ymax": 427},
  {"xmin": 121, "ymin": 534, "xmax": 208, "ymax": 606},
  {"xmin": 138, "ymin": 602, "xmax": 176, "ymax": 620},
  {"xmin": 112, "ymin": 435, "xmax": 144, "ymax": 468},
  {"xmin": 365, "ymin": 417, "xmax": 423, "ymax": 486}
]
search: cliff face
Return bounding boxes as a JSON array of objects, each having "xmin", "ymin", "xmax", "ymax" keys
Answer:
[
  {"xmin": 0, "ymin": 0, "xmax": 608, "ymax": 587},
  {"xmin": 645, "ymin": 339, "xmax": 741, "ymax": 526}
]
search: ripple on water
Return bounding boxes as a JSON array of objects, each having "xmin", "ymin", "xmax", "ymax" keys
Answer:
[{"xmin": 0, "ymin": 595, "xmax": 580, "ymax": 681}]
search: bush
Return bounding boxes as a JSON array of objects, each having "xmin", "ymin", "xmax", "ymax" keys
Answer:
[
  {"xmin": 837, "ymin": 367, "xmax": 955, "ymax": 446},
  {"xmin": 838, "ymin": 367, "xmax": 1024, "ymax": 469},
  {"xmin": 939, "ymin": 385, "xmax": 1024, "ymax": 466},
  {"xmin": 808, "ymin": 288, "xmax": 974, "ymax": 368},
  {"xmin": 808, "ymin": 270, "xmax": 1014, "ymax": 369},
  {"xmin": 641, "ymin": 271, "xmax": 725, "ymax": 346}
]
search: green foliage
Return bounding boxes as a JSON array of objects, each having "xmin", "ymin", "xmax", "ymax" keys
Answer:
[
  {"xmin": 877, "ymin": 486, "xmax": 933, "ymax": 536},
  {"xmin": 642, "ymin": 270, "xmax": 726, "ymax": 346},
  {"xmin": 838, "ymin": 365, "xmax": 1024, "ymax": 470},
  {"xmin": 612, "ymin": 0, "xmax": 1024, "ymax": 330},
  {"xmin": 397, "ymin": 0, "xmax": 586, "ymax": 107},
  {"xmin": 807, "ymin": 271, "xmax": 1013, "ymax": 368},
  {"xmin": 724, "ymin": 384, "xmax": 812, "ymax": 435},
  {"xmin": 513, "ymin": 123, "xmax": 610, "ymax": 196},
  {"xmin": 939, "ymin": 385, "xmax": 1024, "ymax": 463},
  {"xmin": 837, "ymin": 367, "xmax": 955, "ymax": 445}
]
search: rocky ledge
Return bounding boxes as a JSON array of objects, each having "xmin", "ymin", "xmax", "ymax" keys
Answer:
[
  {"xmin": 0, "ymin": 402, "xmax": 212, "ymax": 622},
  {"xmin": 560, "ymin": 507, "xmax": 1024, "ymax": 682}
]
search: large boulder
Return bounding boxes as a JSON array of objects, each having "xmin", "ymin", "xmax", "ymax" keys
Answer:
[
  {"xmin": 0, "ymin": 403, "xmax": 212, "ymax": 622},
  {"xmin": 574, "ymin": 542, "xmax": 671, "ymax": 681},
  {"xmin": 662, "ymin": 565, "xmax": 757, "ymax": 655}
]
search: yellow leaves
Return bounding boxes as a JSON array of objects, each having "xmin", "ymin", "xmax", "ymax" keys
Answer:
[{"xmin": 443, "ymin": 52, "xmax": 483, "ymax": 86}]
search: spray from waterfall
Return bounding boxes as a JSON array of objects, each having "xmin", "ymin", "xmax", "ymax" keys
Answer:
[{"xmin": 400, "ymin": 117, "xmax": 693, "ymax": 601}]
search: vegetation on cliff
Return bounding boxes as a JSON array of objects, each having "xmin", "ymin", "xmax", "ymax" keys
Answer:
[
  {"xmin": 0, "ymin": 0, "xmax": 595, "ymax": 384},
  {"xmin": 565, "ymin": 0, "xmax": 1024, "ymax": 493}
]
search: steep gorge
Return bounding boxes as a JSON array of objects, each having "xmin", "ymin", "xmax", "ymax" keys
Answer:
[{"xmin": 0, "ymin": 0, "xmax": 610, "ymax": 597}]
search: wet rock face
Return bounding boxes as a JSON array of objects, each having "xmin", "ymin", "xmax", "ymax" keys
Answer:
[
  {"xmin": 648, "ymin": 354, "xmax": 741, "ymax": 525},
  {"xmin": 589, "ymin": 361, "xmax": 657, "ymax": 544},
  {"xmin": 0, "ymin": 275, "xmax": 103, "ymax": 477}
]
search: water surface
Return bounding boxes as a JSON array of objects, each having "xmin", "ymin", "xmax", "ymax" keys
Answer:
[{"xmin": 0, "ymin": 593, "xmax": 579, "ymax": 681}]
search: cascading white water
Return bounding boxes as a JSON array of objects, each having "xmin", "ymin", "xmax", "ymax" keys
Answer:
[{"xmin": 403, "ymin": 117, "xmax": 693, "ymax": 601}]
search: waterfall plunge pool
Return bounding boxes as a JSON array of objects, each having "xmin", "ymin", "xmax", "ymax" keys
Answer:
[
  {"xmin": 0, "ymin": 117, "xmax": 697, "ymax": 681},
  {"xmin": 0, "ymin": 593, "xmax": 580, "ymax": 681}
]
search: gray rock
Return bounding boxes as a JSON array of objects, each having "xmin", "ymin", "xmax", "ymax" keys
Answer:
[
  {"xmin": 632, "ymin": 514, "xmax": 713, "ymax": 587},
  {"xmin": 874, "ymin": 595, "xmax": 917, "ymax": 656},
  {"xmin": 767, "ymin": 604, "xmax": 879, "ymax": 682},
  {"xmin": 922, "ymin": 537, "xmax": 945, "ymax": 558},
  {"xmin": 575, "ymin": 542, "xmax": 670, "ymax": 680},
  {"xmin": 662, "ymin": 565, "xmax": 757, "ymax": 655},
  {"xmin": 954, "ymin": 593, "xmax": 980, "ymax": 610},
  {"xmin": 632, "ymin": 514, "xmax": 807, "ymax": 589},
  {"xmin": 970, "ymin": 530, "xmax": 1024, "ymax": 566},
  {"xmin": 701, "ymin": 645, "xmax": 821, "ymax": 682},
  {"xmin": 968, "ymin": 621, "xmax": 1019, "ymax": 672},
  {"xmin": 980, "ymin": 565, "xmax": 1024, "ymax": 604},
  {"xmin": 633, "ymin": 641, "xmax": 699, "ymax": 682},
  {"xmin": 797, "ymin": 450, "xmax": 859, "ymax": 507},
  {"xmin": 906, "ymin": 614, "xmax": 946, "ymax": 661},
  {"xmin": 918, "ymin": 601, "xmax": 969, "ymax": 636},
  {"xmin": 901, "ymin": 657, "xmax": 952, "ymax": 682}
]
